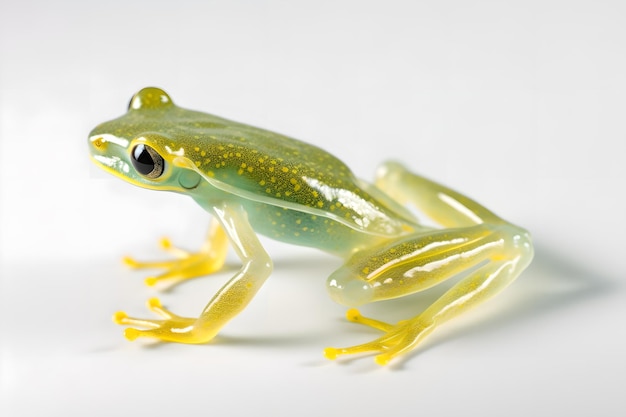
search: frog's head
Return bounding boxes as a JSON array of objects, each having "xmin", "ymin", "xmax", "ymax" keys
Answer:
[{"xmin": 88, "ymin": 87, "xmax": 203, "ymax": 193}]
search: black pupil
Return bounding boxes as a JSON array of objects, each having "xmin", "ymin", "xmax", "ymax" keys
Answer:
[{"xmin": 132, "ymin": 144, "xmax": 156, "ymax": 175}]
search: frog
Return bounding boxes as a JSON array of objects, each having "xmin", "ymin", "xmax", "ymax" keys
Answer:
[{"xmin": 88, "ymin": 87, "xmax": 533, "ymax": 365}]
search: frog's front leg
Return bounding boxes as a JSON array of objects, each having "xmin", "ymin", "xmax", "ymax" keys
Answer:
[
  {"xmin": 114, "ymin": 203, "xmax": 273, "ymax": 343},
  {"xmin": 122, "ymin": 218, "xmax": 228, "ymax": 286},
  {"xmin": 325, "ymin": 163, "xmax": 533, "ymax": 365}
]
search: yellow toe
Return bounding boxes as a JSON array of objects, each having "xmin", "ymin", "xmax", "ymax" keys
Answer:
[
  {"xmin": 323, "ymin": 347, "xmax": 339, "ymax": 360},
  {"xmin": 113, "ymin": 311, "xmax": 128, "ymax": 324},
  {"xmin": 124, "ymin": 328, "xmax": 140, "ymax": 341}
]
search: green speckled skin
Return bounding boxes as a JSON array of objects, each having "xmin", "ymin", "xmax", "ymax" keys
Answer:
[{"xmin": 88, "ymin": 87, "xmax": 533, "ymax": 365}]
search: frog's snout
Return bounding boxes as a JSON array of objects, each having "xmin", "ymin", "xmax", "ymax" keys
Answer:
[{"xmin": 88, "ymin": 133, "xmax": 133, "ymax": 177}]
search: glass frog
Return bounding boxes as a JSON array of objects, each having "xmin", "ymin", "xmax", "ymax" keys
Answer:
[{"xmin": 88, "ymin": 87, "xmax": 533, "ymax": 365}]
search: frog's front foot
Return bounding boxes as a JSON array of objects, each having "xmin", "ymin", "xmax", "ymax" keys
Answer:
[
  {"xmin": 123, "ymin": 220, "xmax": 228, "ymax": 286},
  {"xmin": 113, "ymin": 298, "xmax": 215, "ymax": 344},
  {"xmin": 324, "ymin": 309, "xmax": 433, "ymax": 366}
]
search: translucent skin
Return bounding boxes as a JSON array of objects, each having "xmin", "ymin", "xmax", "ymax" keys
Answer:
[{"xmin": 88, "ymin": 87, "xmax": 533, "ymax": 365}]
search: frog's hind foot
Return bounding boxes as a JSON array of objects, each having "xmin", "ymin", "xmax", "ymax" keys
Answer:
[
  {"xmin": 325, "ymin": 310, "xmax": 431, "ymax": 366},
  {"xmin": 123, "ymin": 220, "xmax": 228, "ymax": 286}
]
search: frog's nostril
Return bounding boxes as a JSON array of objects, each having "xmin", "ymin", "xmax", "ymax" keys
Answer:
[
  {"xmin": 89, "ymin": 137, "xmax": 109, "ymax": 153},
  {"xmin": 92, "ymin": 137, "xmax": 104, "ymax": 148}
]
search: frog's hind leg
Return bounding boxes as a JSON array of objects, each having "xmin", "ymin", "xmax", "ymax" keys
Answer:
[
  {"xmin": 374, "ymin": 161, "xmax": 503, "ymax": 228},
  {"xmin": 123, "ymin": 218, "xmax": 228, "ymax": 286},
  {"xmin": 325, "ymin": 163, "xmax": 533, "ymax": 364},
  {"xmin": 326, "ymin": 253, "xmax": 529, "ymax": 365}
]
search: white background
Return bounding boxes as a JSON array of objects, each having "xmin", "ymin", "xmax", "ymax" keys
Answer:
[{"xmin": 1, "ymin": 0, "xmax": 625, "ymax": 415}]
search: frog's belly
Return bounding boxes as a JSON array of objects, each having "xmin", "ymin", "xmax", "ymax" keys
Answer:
[{"xmin": 242, "ymin": 200, "xmax": 384, "ymax": 257}]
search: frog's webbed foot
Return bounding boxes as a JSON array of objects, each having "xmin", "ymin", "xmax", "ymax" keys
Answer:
[
  {"xmin": 113, "ymin": 298, "xmax": 213, "ymax": 343},
  {"xmin": 324, "ymin": 309, "xmax": 430, "ymax": 365},
  {"xmin": 123, "ymin": 219, "xmax": 228, "ymax": 286}
]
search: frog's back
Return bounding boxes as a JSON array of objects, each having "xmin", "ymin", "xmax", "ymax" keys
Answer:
[{"xmin": 177, "ymin": 110, "xmax": 411, "ymax": 236}]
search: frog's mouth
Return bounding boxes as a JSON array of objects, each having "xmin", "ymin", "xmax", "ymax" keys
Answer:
[{"xmin": 91, "ymin": 153, "xmax": 130, "ymax": 173}]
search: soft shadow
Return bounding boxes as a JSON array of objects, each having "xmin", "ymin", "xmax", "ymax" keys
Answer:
[
  {"xmin": 315, "ymin": 239, "xmax": 618, "ymax": 371},
  {"xmin": 386, "ymin": 240, "xmax": 618, "ymax": 366},
  {"xmin": 31, "ymin": 241, "xmax": 612, "ymax": 367}
]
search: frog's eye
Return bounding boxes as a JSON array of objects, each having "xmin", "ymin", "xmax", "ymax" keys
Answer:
[{"xmin": 131, "ymin": 144, "xmax": 164, "ymax": 179}]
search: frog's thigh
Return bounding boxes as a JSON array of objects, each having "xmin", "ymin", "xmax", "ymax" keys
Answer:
[{"xmin": 327, "ymin": 224, "xmax": 507, "ymax": 307}]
